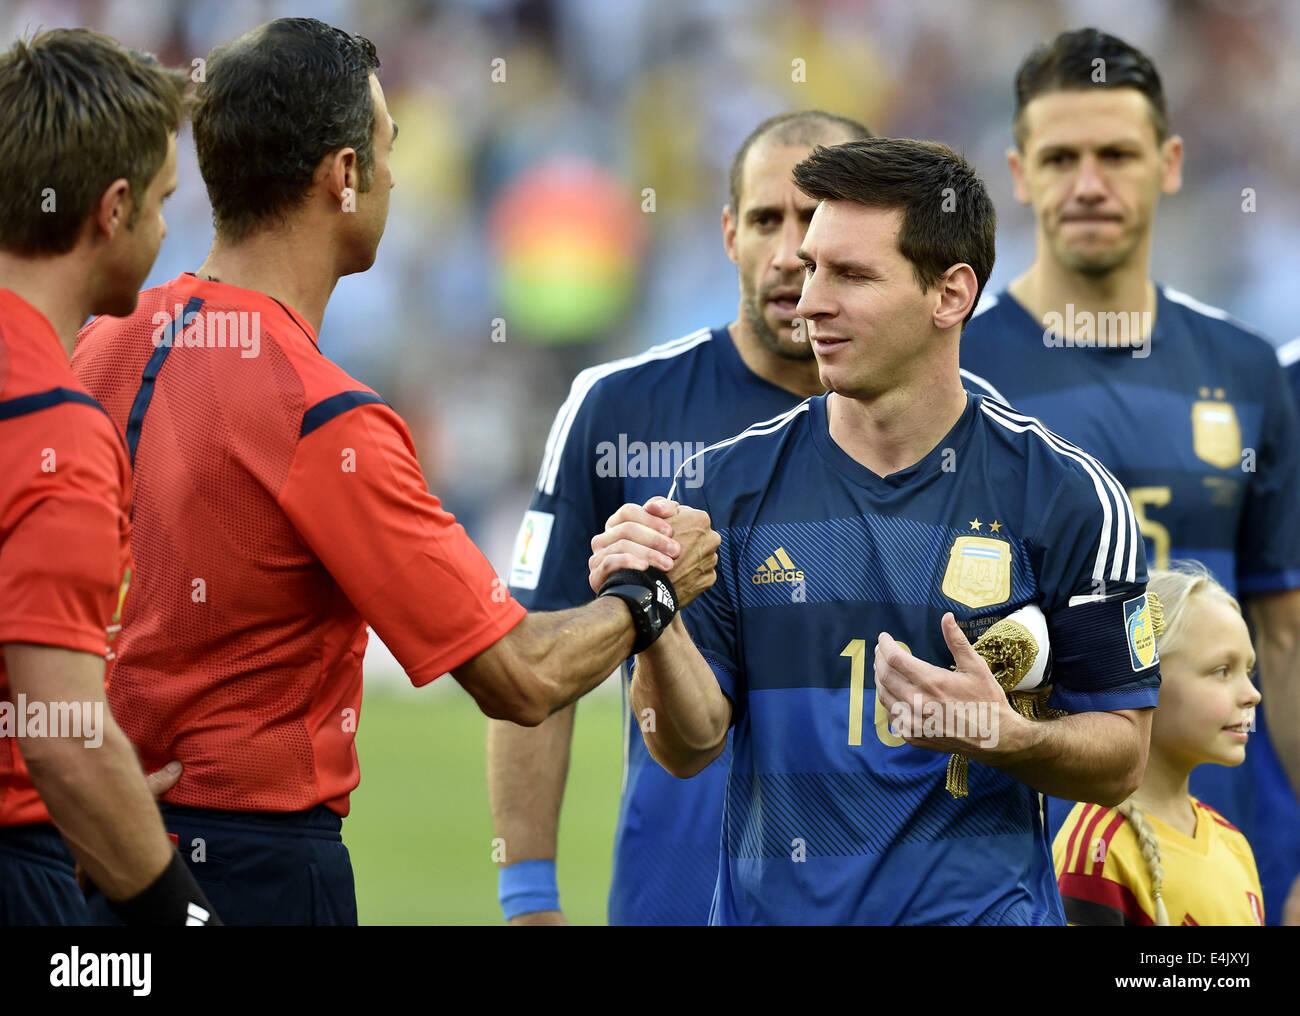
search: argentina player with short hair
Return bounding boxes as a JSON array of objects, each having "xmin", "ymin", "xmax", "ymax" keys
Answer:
[{"xmin": 589, "ymin": 137, "xmax": 1161, "ymax": 925}]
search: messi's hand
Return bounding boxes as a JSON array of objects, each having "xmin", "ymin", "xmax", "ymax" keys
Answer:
[
  {"xmin": 873, "ymin": 613, "xmax": 1027, "ymax": 760},
  {"xmin": 588, "ymin": 498, "xmax": 719, "ymax": 608}
]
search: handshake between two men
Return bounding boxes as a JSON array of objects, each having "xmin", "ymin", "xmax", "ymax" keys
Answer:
[{"xmin": 586, "ymin": 496, "xmax": 1037, "ymax": 783}]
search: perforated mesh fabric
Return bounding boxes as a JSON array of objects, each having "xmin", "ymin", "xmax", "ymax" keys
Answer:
[{"xmin": 75, "ymin": 283, "xmax": 366, "ymax": 814}]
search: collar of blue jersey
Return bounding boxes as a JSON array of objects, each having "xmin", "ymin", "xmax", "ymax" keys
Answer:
[
  {"xmin": 808, "ymin": 390, "xmax": 979, "ymax": 491},
  {"xmin": 996, "ymin": 286, "xmax": 1164, "ymax": 355},
  {"xmin": 714, "ymin": 323, "xmax": 806, "ymax": 398}
]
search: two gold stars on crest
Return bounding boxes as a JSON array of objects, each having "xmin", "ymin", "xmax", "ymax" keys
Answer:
[{"xmin": 968, "ymin": 518, "xmax": 1002, "ymax": 533}]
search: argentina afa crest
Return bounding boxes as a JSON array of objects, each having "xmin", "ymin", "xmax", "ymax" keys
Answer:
[
  {"xmin": 941, "ymin": 536, "xmax": 1011, "ymax": 609},
  {"xmin": 1191, "ymin": 396, "xmax": 1241, "ymax": 470}
]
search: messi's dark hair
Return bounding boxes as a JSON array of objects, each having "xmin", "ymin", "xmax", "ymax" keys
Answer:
[{"xmin": 793, "ymin": 138, "xmax": 996, "ymax": 325}]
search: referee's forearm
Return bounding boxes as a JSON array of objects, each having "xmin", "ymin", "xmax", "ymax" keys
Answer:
[
  {"xmin": 455, "ymin": 598, "xmax": 635, "ymax": 725},
  {"xmin": 631, "ymin": 617, "xmax": 729, "ymax": 778},
  {"xmin": 542, "ymin": 597, "xmax": 640, "ymax": 709}
]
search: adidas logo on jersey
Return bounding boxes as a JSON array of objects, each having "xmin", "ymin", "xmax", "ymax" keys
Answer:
[{"xmin": 753, "ymin": 547, "xmax": 804, "ymax": 584}]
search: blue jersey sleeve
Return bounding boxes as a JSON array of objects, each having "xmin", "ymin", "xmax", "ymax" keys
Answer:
[
  {"xmin": 675, "ymin": 479, "xmax": 742, "ymax": 706},
  {"xmin": 1236, "ymin": 357, "xmax": 1300, "ymax": 594},
  {"xmin": 508, "ymin": 376, "xmax": 621, "ymax": 611},
  {"xmin": 1031, "ymin": 463, "xmax": 1161, "ymax": 714}
]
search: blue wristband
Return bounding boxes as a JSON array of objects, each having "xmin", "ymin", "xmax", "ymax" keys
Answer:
[{"xmin": 499, "ymin": 859, "xmax": 560, "ymax": 921}]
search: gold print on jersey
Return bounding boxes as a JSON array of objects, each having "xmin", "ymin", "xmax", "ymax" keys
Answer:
[
  {"xmin": 1191, "ymin": 399, "xmax": 1242, "ymax": 470},
  {"xmin": 941, "ymin": 536, "xmax": 1011, "ymax": 609}
]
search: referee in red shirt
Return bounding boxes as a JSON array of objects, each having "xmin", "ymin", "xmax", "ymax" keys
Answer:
[
  {"xmin": 73, "ymin": 17, "xmax": 714, "ymax": 925},
  {"xmin": 0, "ymin": 30, "xmax": 218, "ymax": 926}
]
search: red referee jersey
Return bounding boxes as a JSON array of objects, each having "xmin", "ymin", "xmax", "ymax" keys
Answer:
[
  {"xmin": 0, "ymin": 289, "xmax": 133, "ymax": 827},
  {"xmin": 72, "ymin": 273, "xmax": 524, "ymax": 816}
]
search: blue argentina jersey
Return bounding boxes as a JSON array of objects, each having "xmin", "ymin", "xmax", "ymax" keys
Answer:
[
  {"xmin": 672, "ymin": 392, "xmax": 1160, "ymax": 925},
  {"xmin": 508, "ymin": 325, "xmax": 804, "ymax": 925},
  {"xmin": 961, "ymin": 287, "xmax": 1300, "ymax": 924}
]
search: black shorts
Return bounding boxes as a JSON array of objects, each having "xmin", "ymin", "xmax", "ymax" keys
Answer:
[
  {"xmin": 87, "ymin": 803, "xmax": 357, "ymax": 927},
  {"xmin": 0, "ymin": 823, "xmax": 90, "ymax": 925}
]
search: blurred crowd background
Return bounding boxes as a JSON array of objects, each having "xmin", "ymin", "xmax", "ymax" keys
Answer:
[{"xmin": 4, "ymin": 0, "xmax": 1298, "ymax": 612}]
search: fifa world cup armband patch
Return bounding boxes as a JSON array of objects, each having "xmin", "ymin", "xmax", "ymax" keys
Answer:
[
  {"xmin": 598, "ymin": 567, "xmax": 678, "ymax": 654},
  {"xmin": 1123, "ymin": 593, "xmax": 1160, "ymax": 670},
  {"xmin": 1044, "ymin": 590, "xmax": 1163, "ymax": 706}
]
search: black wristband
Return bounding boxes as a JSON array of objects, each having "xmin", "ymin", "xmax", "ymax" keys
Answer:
[
  {"xmin": 106, "ymin": 851, "xmax": 222, "ymax": 926},
  {"xmin": 598, "ymin": 566, "xmax": 678, "ymax": 654}
]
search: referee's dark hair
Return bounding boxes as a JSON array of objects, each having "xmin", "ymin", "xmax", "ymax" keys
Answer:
[
  {"xmin": 792, "ymin": 138, "xmax": 996, "ymax": 327},
  {"xmin": 728, "ymin": 110, "xmax": 873, "ymax": 213},
  {"xmin": 1013, "ymin": 28, "xmax": 1169, "ymax": 149},
  {"xmin": 193, "ymin": 17, "xmax": 380, "ymax": 242}
]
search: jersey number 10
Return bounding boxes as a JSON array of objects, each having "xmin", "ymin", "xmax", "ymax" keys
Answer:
[{"xmin": 841, "ymin": 638, "xmax": 908, "ymax": 748}]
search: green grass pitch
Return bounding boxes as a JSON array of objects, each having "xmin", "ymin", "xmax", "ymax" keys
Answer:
[{"xmin": 347, "ymin": 680, "xmax": 623, "ymax": 925}]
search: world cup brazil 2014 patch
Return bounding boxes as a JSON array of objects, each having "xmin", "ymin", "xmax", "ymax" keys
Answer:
[{"xmin": 1124, "ymin": 593, "xmax": 1159, "ymax": 671}]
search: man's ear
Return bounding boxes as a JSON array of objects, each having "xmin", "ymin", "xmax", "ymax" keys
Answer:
[
  {"xmin": 1006, "ymin": 146, "xmax": 1031, "ymax": 205},
  {"xmin": 318, "ymin": 147, "xmax": 358, "ymax": 207},
  {"xmin": 92, "ymin": 179, "xmax": 132, "ymax": 241},
  {"xmin": 1160, "ymin": 134, "xmax": 1184, "ymax": 196},
  {"xmin": 933, "ymin": 263, "xmax": 978, "ymax": 332},
  {"xmin": 721, "ymin": 204, "xmax": 739, "ymax": 267}
]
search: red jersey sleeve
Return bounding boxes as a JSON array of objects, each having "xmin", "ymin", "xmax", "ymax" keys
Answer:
[
  {"xmin": 0, "ymin": 409, "xmax": 129, "ymax": 657},
  {"xmin": 279, "ymin": 401, "xmax": 525, "ymax": 685}
]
